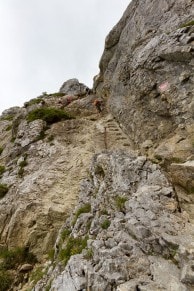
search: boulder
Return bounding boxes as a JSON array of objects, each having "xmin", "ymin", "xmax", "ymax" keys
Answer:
[{"xmin": 59, "ymin": 78, "xmax": 90, "ymax": 96}]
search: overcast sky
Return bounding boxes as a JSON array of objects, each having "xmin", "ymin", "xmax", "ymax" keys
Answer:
[{"xmin": 0, "ymin": 1, "xmax": 130, "ymax": 114}]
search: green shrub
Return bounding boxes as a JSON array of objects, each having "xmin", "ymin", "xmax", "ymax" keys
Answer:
[
  {"xmin": 0, "ymin": 165, "xmax": 5, "ymax": 176},
  {"xmin": 0, "ymin": 247, "xmax": 37, "ymax": 270},
  {"xmin": 101, "ymin": 219, "xmax": 111, "ymax": 229},
  {"xmin": 0, "ymin": 271, "xmax": 13, "ymax": 291},
  {"xmin": 0, "ymin": 184, "xmax": 9, "ymax": 199},
  {"xmin": 59, "ymin": 236, "xmax": 88, "ymax": 266},
  {"xmin": 27, "ymin": 107, "xmax": 73, "ymax": 125},
  {"xmin": 115, "ymin": 196, "xmax": 128, "ymax": 211}
]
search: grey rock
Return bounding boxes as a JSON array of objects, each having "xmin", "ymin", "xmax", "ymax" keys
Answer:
[
  {"xmin": 19, "ymin": 263, "xmax": 33, "ymax": 272},
  {"xmin": 94, "ymin": 0, "xmax": 194, "ymax": 157},
  {"xmin": 181, "ymin": 261, "xmax": 194, "ymax": 285},
  {"xmin": 150, "ymin": 256, "xmax": 188, "ymax": 291},
  {"xmin": 59, "ymin": 78, "xmax": 90, "ymax": 96},
  {"xmin": 41, "ymin": 151, "xmax": 192, "ymax": 290}
]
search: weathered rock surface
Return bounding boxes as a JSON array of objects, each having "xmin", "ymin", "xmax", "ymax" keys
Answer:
[
  {"xmin": 59, "ymin": 78, "xmax": 90, "ymax": 96},
  {"xmin": 0, "ymin": 80, "xmax": 132, "ymax": 262},
  {"xmin": 33, "ymin": 151, "xmax": 194, "ymax": 291},
  {"xmin": 95, "ymin": 0, "xmax": 194, "ymax": 158},
  {"xmin": 1, "ymin": 0, "xmax": 194, "ymax": 290}
]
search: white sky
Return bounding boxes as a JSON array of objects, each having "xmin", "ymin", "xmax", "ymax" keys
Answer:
[{"xmin": 0, "ymin": 0, "xmax": 130, "ymax": 114}]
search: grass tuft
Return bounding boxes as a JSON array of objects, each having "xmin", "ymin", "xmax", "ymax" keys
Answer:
[
  {"xmin": 59, "ymin": 236, "xmax": 88, "ymax": 266},
  {"xmin": 115, "ymin": 196, "xmax": 128, "ymax": 212},
  {"xmin": 180, "ymin": 20, "xmax": 194, "ymax": 28},
  {"xmin": 101, "ymin": 219, "xmax": 111, "ymax": 229},
  {"xmin": 72, "ymin": 203, "xmax": 91, "ymax": 226},
  {"xmin": 0, "ymin": 271, "xmax": 13, "ymax": 291}
]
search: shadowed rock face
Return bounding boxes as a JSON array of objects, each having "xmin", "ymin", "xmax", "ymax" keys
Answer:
[{"xmin": 95, "ymin": 0, "xmax": 194, "ymax": 151}]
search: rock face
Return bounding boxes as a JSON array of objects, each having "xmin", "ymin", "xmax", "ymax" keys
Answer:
[
  {"xmin": 34, "ymin": 151, "xmax": 193, "ymax": 291},
  {"xmin": 95, "ymin": 0, "xmax": 194, "ymax": 156},
  {"xmin": 1, "ymin": 1, "xmax": 194, "ymax": 290},
  {"xmin": 0, "ymin": 80, "xmax": 132, "ymax": 265},
  {"xmin": 0, "ymin": 81, "xmax": 100, "ymax": 259}
]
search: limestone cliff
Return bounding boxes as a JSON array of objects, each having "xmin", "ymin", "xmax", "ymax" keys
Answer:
[{"xmin": 0, "ymin": 0, "xmax": 194, "ymax": 290}]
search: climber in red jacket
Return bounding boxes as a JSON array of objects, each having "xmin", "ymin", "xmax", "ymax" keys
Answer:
[{"xmin": 93, "ymin": 99, "xmax": 103, "ymax": 113}]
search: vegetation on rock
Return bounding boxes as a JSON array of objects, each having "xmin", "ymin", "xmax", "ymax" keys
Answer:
[
  {"xmin": 0, "ymin": 247, "xmax": 37, "ymax": 290},
  {"xmin": 0, "ymin": 247, "xmax": 37, "ymax": 270},
  {"xmin": 73, "ymin": 203, "xmax": 91, "ymax": 225},
  {"xmin": 30, "ymin": 266, "xmax": 45, "ymax": 285},
  {"xmin": 18, "ymin": 155, "xmax": 28, "ymax": 178},
  {"xmin": 0, "ymin": 271, "xmax": 13, "ymax": 291},
  {"xmin": 101, "ymin": 219, "xmax": 111, "ymax": 229},
  {"xmin": 49, "ymin": 92, "xmax": 65, "ymax": 97},
  {"xmin": 59, "ymin": 236, "xmax": 88, "ymax": 266},
  {"xmin": 27, "ymin": 107, "xmax": 73, "ymax": 125},
  {"xmin": 180, "ymin": 20, "xmax": 194, "ymax": 27},
  {"xmin": 24, "ymin": 98, "xmax": 43, "ymax": 107},
  {"xmin": 61, "ymin": 228, "xmax": 71, "ymax": 241},
  {"xmin": 115, "ymin": 196, "xmax": 128, "ymax": 212}
]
